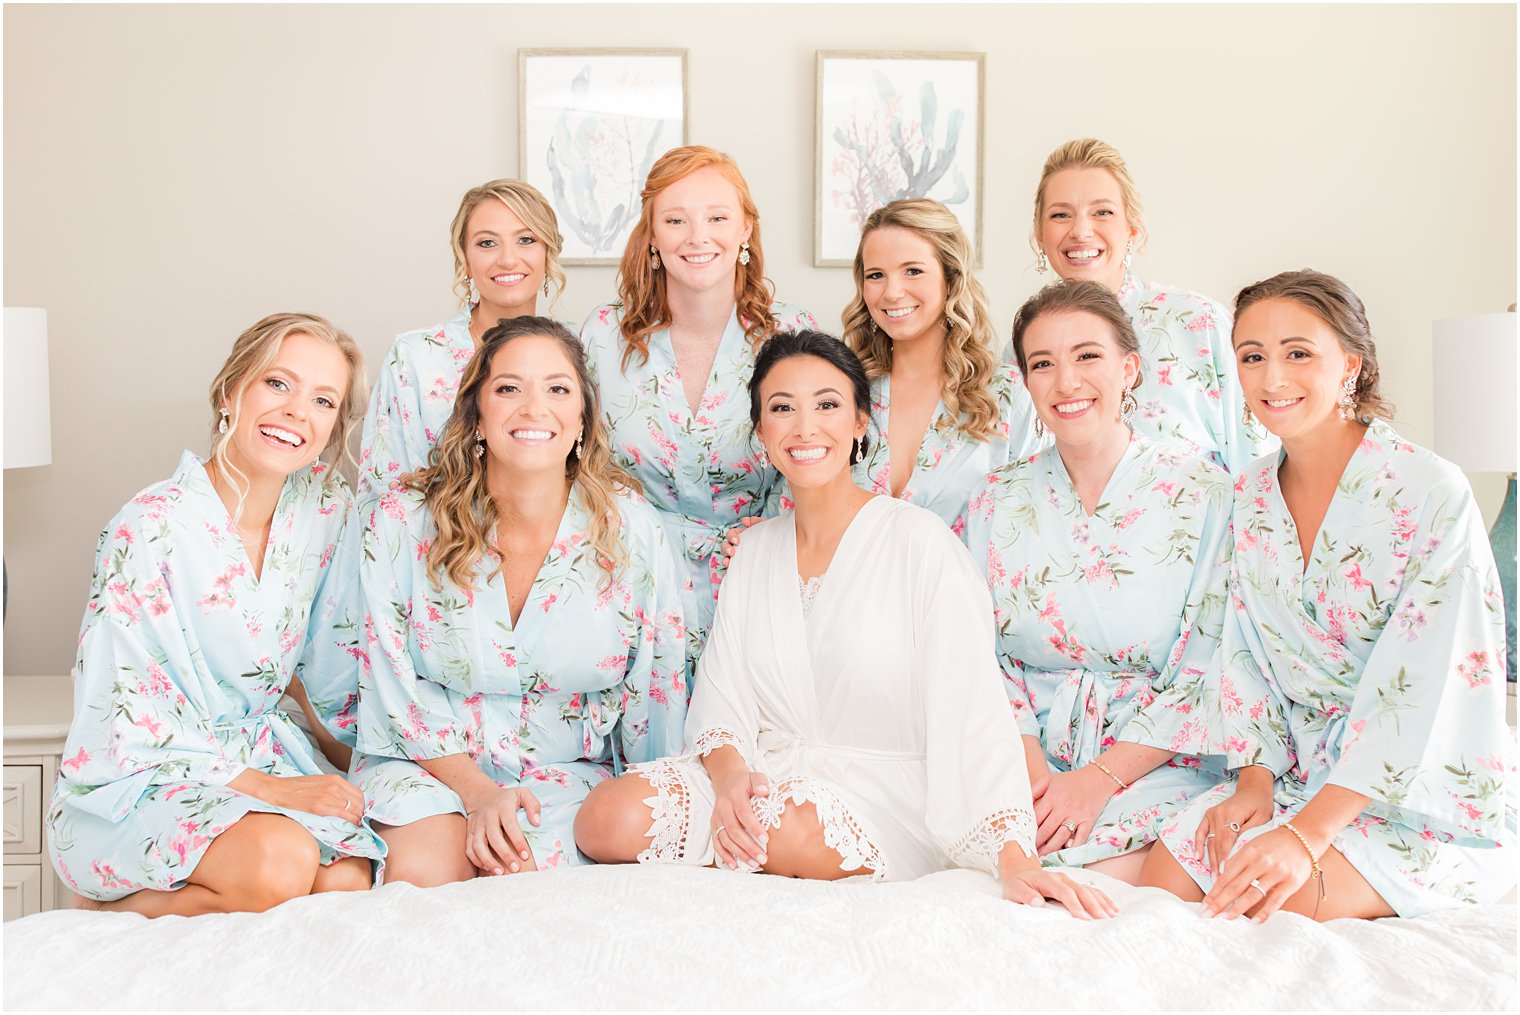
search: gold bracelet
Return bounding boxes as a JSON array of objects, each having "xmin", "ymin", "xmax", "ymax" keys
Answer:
[
  {"xmin": 1091, "ymin": 760, "xmax": 1128, "ymax": 791},
  {"xmin": 1281, "ymin": 821, "xmax": 1327, "ymax": 911}
]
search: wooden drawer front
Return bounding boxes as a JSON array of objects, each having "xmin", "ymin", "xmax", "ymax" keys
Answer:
[
  {"xmin": 3, "ymin": 766, "xmax": 43, "ymax": 854},
  {"xmin": 3, "ymin": 864, "xmax": 41, "ymax": 922}
]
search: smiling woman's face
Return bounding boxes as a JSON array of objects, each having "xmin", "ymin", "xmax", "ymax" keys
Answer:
[
  {"xmin": 476, "ymin": 334, "xmax": 583, "ymax": 480},
  {"xmin": 222, "ymin": 332, "xmax": 349, "ymax": 483},
  {"xmin": 755, "ymin": 354, "xmax": 868, "ymax": 492},
  {"xmin": 1037, "ymin": 166, "xmax": 1138, "ymax": 292}
]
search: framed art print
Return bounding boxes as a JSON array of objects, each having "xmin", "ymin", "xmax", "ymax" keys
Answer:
[
  {"xmin": 815, "ymin": 51, "xmax": 985, "ymax": 267},
  {"xmin": 520, "ymin": 48, "xmax": 688, "ymax": 265}
]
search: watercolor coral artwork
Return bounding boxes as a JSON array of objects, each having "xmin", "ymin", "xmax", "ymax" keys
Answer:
[
  {"xmin": 520, "ymin": 50, "xmax": 687, "ymax": 265},
  {"xmin": 815, "ymin": 52, "xmax": 984, "ymax": 266}
]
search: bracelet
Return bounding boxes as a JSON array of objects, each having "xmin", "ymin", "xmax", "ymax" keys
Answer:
[
  {"xmin": 1281, "ymin": 821, "xmax": 1327, "ymax": 911},
  {"xmin": 1091, "ymin": 760, "xmax": 1128, "ymax": 791}
]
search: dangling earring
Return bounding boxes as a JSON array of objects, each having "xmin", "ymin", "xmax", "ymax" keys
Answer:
[
  {"xmin": 1123, "ymin": 242, "xmax": 1134, "ymax": 272},
  {"xmin": 1033, "ymin": 416, "xmax": 1046, "ymax": 440},
  {"xmin": 543, "ymin": 278, "xmax": 551, "ymax": 298},
  {"xmin": 474, "ymin": 430, "xmax": 487, "ymax": 459},
  {"xmin": 1035, "ymin": 249, "xmax": 1049, "ymax": 275},
  {"xmin": 738, "ymin": 241, "xmax": 751, "ymax": 267},
  {"xmin": 1120, "ymin": 386, "xmax": 1139, "ymax": 428},
  {"xmin": 217, "ymin": 407, "xmax": 230, "ymax": 435},
  {"xmin": 650, "ymin": 246, "xmax": 662, "ymax": 271},
  {"xmin": 1338, "ymin": 373, "xmax": 1358, "ymax": 421},
  {"xmin": 1242, "ymin": 400, "xmax": 1257, "ymax": 428},
  {"xmin": 467, "ymin": 277, "xmax": 480, "ymax": 306},
  {"xmin": 574, "ymin": 429, "xmax": 584, "ymax": 460},
  {"xmin": 756, "ymin": 443, "xmax": 770, "ymax": 470}
]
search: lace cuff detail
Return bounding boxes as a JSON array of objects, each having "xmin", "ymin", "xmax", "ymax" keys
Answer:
[
  {"xmin": 631, "ymin": 760, "xmax": 698, "ymax": 865},
  {"xmin": 754, "ymin": 775, "xmax": 887, "ymax": 882},
  {"xmin": 947, "ymin": 806, "xmax": 1037, "ymax": 874},
  {"xmin": 692, "ymin": 727, "xmax": 744, "ymax": 758}
]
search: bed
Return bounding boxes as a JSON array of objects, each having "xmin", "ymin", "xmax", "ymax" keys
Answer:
[{"xmin": 5, "ymin": 864, "xmax": 1514, "ymax": 1010}]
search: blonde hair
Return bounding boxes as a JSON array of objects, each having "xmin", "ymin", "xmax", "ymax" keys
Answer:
[
  {"xmin": 207, "ymin": 312, "xmax": 368, "ymax": 525},
  {"xmin": 842, "ymin": 199, "xmax": 1002, "ymax": 440},
  {"xmin": 615, "ymin": 145, "xmax": 776, "ymax": 369},
  {"xmin": 1234, "ymin": 269, "xmax": 1393, "ymax": 422},
  {"xmin": 406, "ymin": 317, "xmax": 640, "ymax": 593},
  {"xmin": 1031, "ymin": 138, "xmax": 1148, "ymax": 257},
  {"xmin": 449, "ymin": 179, "xmax": 566, "ymax": 308}
]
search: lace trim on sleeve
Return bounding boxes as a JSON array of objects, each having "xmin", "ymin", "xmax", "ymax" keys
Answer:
[
  {"xmin": 692, "ymin": 727, "xmax": 743, "ymax": 757},
  {"xmin": 947, "ymin": 806, "xmax": 1037, "ymax": 874}
]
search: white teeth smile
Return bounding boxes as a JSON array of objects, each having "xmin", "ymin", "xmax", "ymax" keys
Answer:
[
  {"xmin": 511, "ymin": 430, "xmax": 553, "ymax": 440},
  {"xmin": 788, "ymin": 447, "xmax": 827, "ymax": 461},
  {"xmin": 259, "ymin": 426, "xmax": 304, "ymax": 447},
  {"xmin": 1055, "ymin": 400, "xmax": 1094, "ymax": 415},
  {"xmin": 1265, "ymin": 398, "xmax": 1300, "ymax": 408},
  {"xmin": 493, "ymin": 273, "xmax": 525, "ymax": 284},
  {"xmin": 883, "ymin": 307, "xmax": 916, "ymax": 319},
  {"xmin": 682, "ymin": 253, "xmax": 717, "ymax": 264},
  {"xmin": 1065, "ymin": 249, "xmax": 1102, "ymax": 261}
]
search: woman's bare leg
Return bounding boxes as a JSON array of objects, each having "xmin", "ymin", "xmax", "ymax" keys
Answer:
[
  {"xmin": 310, "ymin": 855, "xmax": 372, "ymax": 894},
  {"xmin": 574, "ymin": 773, "xmax": 663, "ymax": 863},
  {"xmin": 1138, "ymin": 841, "xmax": 1205, "ymax": 901},
  {"xmin": 82, "ymin": 813, "xmax": 322, "ymax": 917},
  {"xmin": 373, "ymin": 814, "xmax": 474, "ymax": 887},
  {"xmin": 1140, "ymin": 839, "xmax": 1396, "ymax": 920},
  {"xmin": 1083, "ymin": 843, "xmax": 1152, "ymax": 886},
  {"xmin": 760, "ymin": 801, "xmax": 875, "ymax": 881}
]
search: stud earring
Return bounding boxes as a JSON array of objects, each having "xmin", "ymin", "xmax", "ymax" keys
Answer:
[
  {"xmin": 1338, "ymin": 373, "xmax": 1358, "ymax": 421},
  {"xmin": 738, "ymin": 241, "xmax": 751, "ymax": 267},
  {"xmin": 650, "ymin": 246, "xmax": 662, "ymax": 271},
  {"xmin": 467, "ymin": 277, "xmax": 480, "ymax": 306},
  {"xmin": 217, "ymin": 407, "xmax": 230, "ymax": 435},
  {"xmin": 1123, "ymin": 242, "xmax": 1134, "ymax": 272},
  {"xmin": 1035, "ymin": 249, "xmax": 1049, "ymax": 275},
  {"xmin": 574, "ymin": 429, "xmax": 584, "ymax": 460},
  {"xmin": 1033, "ymin": 416, "xmax": 1046, "ymax": 440},
  {"xmin": 474, "ymin": 430, "xmax": 487, "ymax": 459},
  {"xmin": 1120, "ymin": 386, "xmax": 1139, "ymax": 427}
]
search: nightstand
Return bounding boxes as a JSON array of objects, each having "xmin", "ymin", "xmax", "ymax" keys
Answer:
[{"xmin": 4, "ymin": 675, "xmax": 73, "ymax": 920}]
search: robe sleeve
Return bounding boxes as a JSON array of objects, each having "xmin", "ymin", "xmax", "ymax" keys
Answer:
[
  {"xmin": 290, "ymin": 501, "xmax": 364, "ymax": 746},
  {"xmin": 355, "ymin": 493, "xmax": 472, "ymax": 762},
  {"xmin": 1218, "ymin": 579, "xmax": 1296, "ymax": 776},
  {"xmin": 956, "ymin": 473, "xmax": 1043, "ymax": 739},
  {"xmin": 1118, "ymin": 473, "xmax": 1233, "ymax": 758},
  {"xmin": 356, "ymin": 339, "xmax": 428, "ymax": 504},
  {"xmin": 682, "ymin": 541, "xmax": 760, "ymax": 764},
  {"xmin": 615, "ymin": 517, "xmax": 690, "ymax": 769},
  {"xmin": 56, "ymin": 518, "xmax": 244, "ymax": 823},
  {"xmin": 1327, "ymin": 476, "xmax": 1512, "ymax": 845},
  {"xmin": 915, "ymin": 520, "xmax": 1037, "ymax": 872}
]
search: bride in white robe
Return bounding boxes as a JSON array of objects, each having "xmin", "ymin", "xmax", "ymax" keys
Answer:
[{"xmin": 575, "ymin": 329, "xmax": 1115, "ymax": 917}]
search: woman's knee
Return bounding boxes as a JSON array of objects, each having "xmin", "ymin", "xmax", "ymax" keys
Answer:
[
  {"xmin": 760, "ymin": 801, "xmax": 861, "ymax": 881},
  {"xmin": 377, "ymin": 815, "xmax": 474, "ymax": 888},
  {"xmin": 1137, "ymin": 841, "xmax": 1203, "ymax": 901},
  {"xmin": 312, "ymin": 856, "xmax": 373, "ymax": 894},
  {"xmin": 574, "ymin": 776, "xmax": 656, "ymax": 863},
  {"xmin": 209, "ymin": 815, "xmax": 322, "ymax": 911}
]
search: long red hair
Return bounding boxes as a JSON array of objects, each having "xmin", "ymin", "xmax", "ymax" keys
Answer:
[{"xmin": 615, "ymin": 145, "xmax": 776, "ymax": 368}]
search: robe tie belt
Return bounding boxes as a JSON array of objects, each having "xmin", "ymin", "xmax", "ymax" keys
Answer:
[
  {"xmin": 757, "ymin": 729, "xmax": 926, "ymax": 763},
  {"xmin": 1042, "ymin": 669, "xmax": 1153, "ymax": 768}
]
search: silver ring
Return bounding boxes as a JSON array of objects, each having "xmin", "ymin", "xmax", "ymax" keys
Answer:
[
  {"xmin": 1228, "ymin": 821, "xmax": 1242, "ymax": 833},
  {"xmin": 344, "ymin": 801, "xmax": 351, "ymax": 814},
  {"xmin": 714, "ymin": 824, "xmax": 726, "ymax": 837},
  {"xmin": 1061, "ymin": 819, "xmax": 1078, "ymax": 833},
  {"xmin": 1204, "ymin": 833, "xmax": 1216, "ymax": 841},
  {"xmin": 1249, "ymin": 879, "xmax": 1266, "ymax": 896}
]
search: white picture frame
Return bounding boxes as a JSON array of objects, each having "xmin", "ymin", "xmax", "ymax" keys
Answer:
[
  {"xmin": 519, "ymin": 48, "xmax": 688, "ymax": 266},
  {"xmin": 815, "ymin": 51, "xmax": 985, "ymax": 267}
]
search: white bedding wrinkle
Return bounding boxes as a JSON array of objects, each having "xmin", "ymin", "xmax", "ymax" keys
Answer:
[{"xmin": 5, "ymin": 865, "xmax": 1514, "ymax": 1011}]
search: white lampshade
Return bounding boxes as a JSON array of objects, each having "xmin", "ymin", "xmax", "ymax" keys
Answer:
[
  {"xmin": 3, "ymin": 307, "xmax": 53, "ymax": 470},
  {"xmin": 1433, "ymin": 313, "xmax": 1517, "ymax": 474}
]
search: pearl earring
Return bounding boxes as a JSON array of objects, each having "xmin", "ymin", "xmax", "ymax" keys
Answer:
[
  {"xmin": 1338, "ymin": 373, "xmax": 1358, "ymax": 421},
  {"xmin": 217, "ymin": 408, "xmax": 230, "ymax": 435},
  {"xmin": 738, "ymin": 241, "xmax": 751, "ymax": 267}
]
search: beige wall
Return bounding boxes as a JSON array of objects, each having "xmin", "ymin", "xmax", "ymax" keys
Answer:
[{"xmin": 4, "ymin": 3, "xmax": 1515, "ymax": 675}]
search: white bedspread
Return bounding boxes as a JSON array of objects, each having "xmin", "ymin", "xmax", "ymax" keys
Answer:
[{"xmin": 5, "ymin": 864, "xmax": 1514, "ymax": 1010}]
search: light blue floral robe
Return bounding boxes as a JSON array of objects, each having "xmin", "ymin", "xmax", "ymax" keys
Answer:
[
  {"xmin": 1158, "ymin": 421, "xmax": 1517, "ymax": 916},
  {"xmin": 353, "ymin": 483, "xmax": 687, "ymax": 871},
  {"xmin": 771, "ymin": 365, "xmax": 1043, "ymax": 534},
  {"xmin": 579, "ymin": 300, "xmax": 817, "ymax": 657},
  {"xmin": 46, "ymin": 452, "xmax": 386, "ymax": 901},
  {"xmin": 960, "ymin": 436, "xmax": 1234, "ymax": 866},
  {"xmin": 1117, "ymin": 274, "xmax": 1276, "ymax": 474}
]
